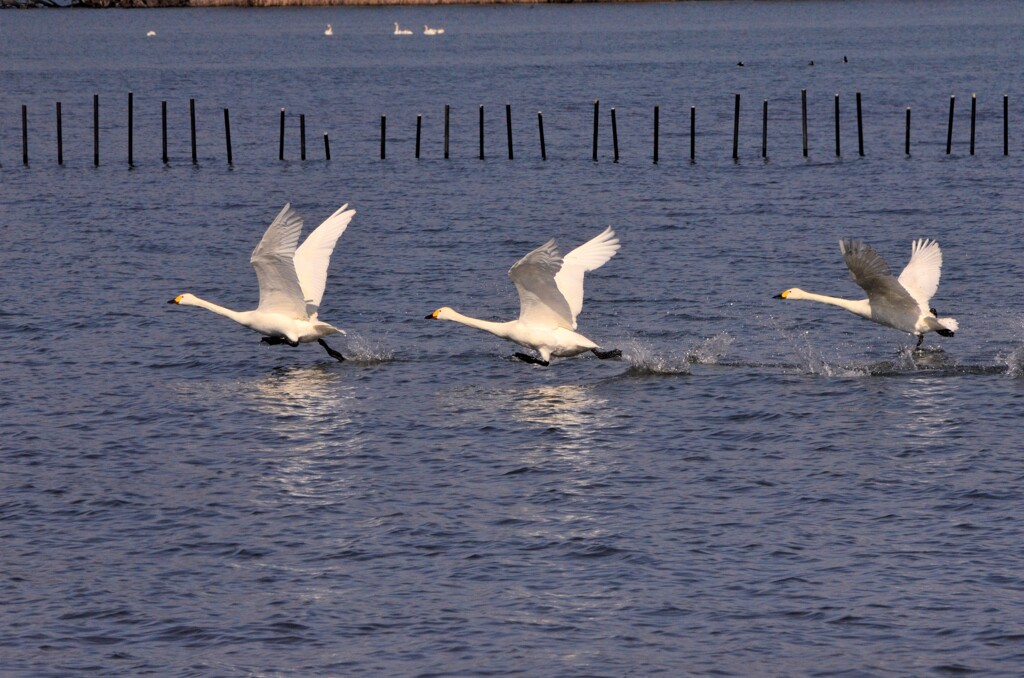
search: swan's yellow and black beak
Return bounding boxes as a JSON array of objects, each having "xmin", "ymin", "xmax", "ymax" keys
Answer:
[
  {"xmin": 168, "ymin": 295, "xmax": 184, "ymax": 304},
  {"xmin": 774, "ymin": 290, "xmax": 790, "ymax": 299},
  {"xmin": 425, "ymin": 309, "xmax": 440, "ymax": 319}
]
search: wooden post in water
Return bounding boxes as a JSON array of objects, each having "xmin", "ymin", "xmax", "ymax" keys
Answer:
[
  {"xmin": 380, "ymin": 115, "xmax": 386, "ymax": 160},
  {"xmin": 161, "ymin": 100, "xmax": 168, "ymax": 164},
  {"xmin": 592, "ymin": 99, "xmax": 599, "ymax": 162},
  {"xmin": 224, "ymin": 108, "xmax": 232, "ymax": 165},
  {"xmin": 610, "ymin": 107, "xmax": 619, "ymax": 163},
  {"xmin": 300, "ymin": 114, "xmax": 306, "ymax": 160},
  {"xmin": 762, "ymin": 99, "xmax": 768, "ymax": 159},
  {"xmin": 690, "ymin": 105, "xmax": 695, "ymax": 162},
  {"xmin": 856, "ymin": 91, "xmax": 864, "ymax": 157},
  {"xmin": 538, "ymin": 111, "xmax": 546, "ymax": 161},
  {"xmin": 444, "ymin": 104, "xmax": 450, "ymax": 159},
  {"xmin": 93, "ymin": 94, "xmax": 100, "ymax": 167},
  {"xmin": 190, "ymin": 98, "xmax": 197, "ymax": 165},
  {"xmin": 127, "ymin": 92, "xmax": 138, "ymax": 167},
  {"xmin": 834, "ymin": 93, "xmax": 841, "ymax": 157},
  {"xmin": 506, "ymin": 104, "xmax": 513, "ymax": 160},
  {"xmin": 653, "ymin": 105, "xmax": 659, "ymax": 164},
  {"xmin": 970, "ymin": 93, "xmax": 976, "ymax": 156},
  {"xmin": 801, "ymin": 89, "xmax": 808, "ymax": 158},
  {"xmin": 279, "ymin": 108, "xmax": 285, "ymax": 161},
  {"xmin": 56, "ymin": 102, "xmax": 63, "ymax": 166},
  {"xmin": 732, "ymin": 94, "xmax": 740, "ymax": 161},
  {"xmin": 416, "ymin": 114, "xmax": 422, "ymax": 159},
  {"xmin": 324, "ymin": 133, "xmax": 330, "ymax": 161},
  {"xmin": 946, "ymin": 95, "xmax": 955, "ymax": 155},
  {"xmin": 1004, "ymin": 94, "xmax": 1009, "ymax": 156},
  {"xmin": 478, "ymin": 105, "xmax": 484, "ymax": 160},
  {"xmin": 905, "ymin": 107, "xmax": 911, "ymax": 156},
  {"xmin": 21, "ymin": 105, "xmax": 28, "ymax": 165}
]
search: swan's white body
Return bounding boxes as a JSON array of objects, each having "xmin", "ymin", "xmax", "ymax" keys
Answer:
[
  {"xmin": 429, "ymin": 227, "xmax": 620, "ymax": 364},
  {"xmin": 777, "ymin": 238, "xmax": 958, "ymax": 345},
  {"xmin": 170, "ymin": 203, "xmax": 355, "ymax": 351},
  {"xmin": 394, "ymin": 22, "xmax": 413, "ymax": 35},
  {"xmin": 424, "ymin": 25, "xmax": 445, "ymax": 35},
  {"xmin": 324, "ymin": 24, "xmax": 333, "ymax": 36}
]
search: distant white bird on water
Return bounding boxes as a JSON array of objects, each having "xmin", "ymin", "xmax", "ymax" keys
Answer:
[
  {"xmin": 424, "ymin": 25, "xmax": 445, "ymax": 36},
  {"xmin": 324, "ymin": 24, "xmax": 333, "ymax": 36},
  {"xmin": 146, "ymin": 30, "xmax": 157, "ymax": 37},
  {"xmin": 427, "ymin": 227, "xmax": 622, "ymax": 366},
  {"xmin": 775, "ymin": 238, "xmax": 958, "ymax": 348},
  {"xmin": 394, "ymin": 22, "xmax": 413, "ymax": 36},
  {"xmin": 169, "ymin": 203, "xmax": 356, "ymax": 362}
]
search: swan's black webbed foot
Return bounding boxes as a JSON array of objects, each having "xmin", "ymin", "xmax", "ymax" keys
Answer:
[
  {"xmin": 915, "ymin": 334, "xmax": 924, "ymax": 348},
  {"xmin": 262, "ymin": 336, "xmax": 287, "ymax": 346},
  {"xmin": 591, "ymin": 348, "xmax": 622, "ymax": 360},
  {"xmin": 514, "ymin": 352, "xmax": 549, "ymax": 366},
  {"xmin": 936, "ymin": 329, "xmax": 954, "ymax": 338},
  {"xmin": 318, "ymin": 338, "xmax": 345, "ymax": 362}
]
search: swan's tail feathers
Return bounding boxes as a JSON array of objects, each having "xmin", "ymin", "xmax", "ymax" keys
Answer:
[{"xmin": 316, "ymin": 322, "xmax": 346, "ymax": 337}]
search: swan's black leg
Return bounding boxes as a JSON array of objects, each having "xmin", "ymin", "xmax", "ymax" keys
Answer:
[
  {"xmin": 318, "ymin": 338, "xmax": 345, "ymax": 362},
  {"xmin": 514, "ymin": 352, "xmax": 549, "ymax": 366},
  {"xmin": 262, "ymin": 336, "xmax": 287, "ymax": 346},
  {"xmin": 936, "ymin": 329, "xmax": 954, "ymax": 338},
  {"xmin": 915, "ymin": 334, "xmax": 924, "ymax": 348},
  {"xmin": 591, "ymin": 348, "xmax": 622, "ymax": 360}
]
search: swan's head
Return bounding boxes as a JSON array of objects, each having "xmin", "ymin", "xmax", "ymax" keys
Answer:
[
  {"xmin": 774, "ymin": 288, "xmax": 805, "ymax": 300},
  {"xmin": 168, "ymin": 293, "xmax": 196, "ymax": 306},
  {"xmin": 425, "ymin": 307, "xmax": 455, "ymax": 320}
]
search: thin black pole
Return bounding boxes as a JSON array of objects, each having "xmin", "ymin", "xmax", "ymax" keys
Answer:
[
  {"xmin": 801, "ymin": 89, "xmax": 808, "ymax": 158},
  {"xmin": 128, "ymin": 92, "xmax": 134, "ymax": 167},
  {"xmin": 653, "ymin": 105, "xmax": 659, "ymax": 164},
  {"xmin": 856, "ymin": 91, "xmax": 864, "ymax": 156},
  {"xmin": 279, "ymin": 108, "xmax": 285, "ymax": 161},
  {"xmin": 478, "ymin": 105, "xmax": 484, "ymax": 160},
  {"xmin": 690, "ymin": 105, "xmax": 695, "ymax": 162},
  {"xmin": 905, "ymin": 107, "xmax": 911, "ymax": 156},
  {"xmin": 592, "ymin": 99, "xmax": 599, "ymax": 162},
  {"xmin": 21, "ymin": 105, "xmax": 28, "ymax": 165},
  {"xmin": 762, "ymin": 99, "xmax": 768, "ymax": 159},
  {"xmin": 946, "ymin": 95, "xmax": 955, "ymax": 155},
  {"xmin": 300, "ymin": 114, "xmax": 306, "ymax": 161},
  {"xmin": 834, "ymin": 93, "xmax": 841, "ymax": 157},
  {"xmin": 380, "ymin": 115, "xmax": 386, "ymax": 160},
  {"xmin": 161, "ymin": 100, "xmax": 168, "ymax": 164},
  {"xmin": 732, "ymin": 94, "xmax": 740, "ymax": 161},
  {"xmin": 416, "ymin": 114, "xmax": 422, "ymax": 159},
  {"xmin": 324, "ymin": 133, "xmax": 331, "ymax": 161},
  {"xmin": 224, "ymin": 108, "xmax": 232, "ymax": 165},
  {"xmin": 505, "ymin": 103, "xmax": 513, "ymax": 160},
  {"xmin": 1005, "ymin": 94, "xmax": 1009, "ymax": 156},
  {"xmin": 190, "ymin": 98, "xmax": 197, "ymax": 165},
  {"xmin": 444, "ymin": 104, "xmax": 450, "ymax": 159},
  {"xmin": 610, "ymin": 107, "xmax": 619, "ymax": 163},
  {"xmin": 93, "ymin": 94, "xmax": 99, "ymax": 167},
  {"xmin": 56, "ymin": 102, "xmax": 63, "ymax": 166},
  {"xmin": 538, "ymin": 111, "xmax": 546, "ymax": 161},
  {"xmin": 970, "ymin": 93, "xmax": 976, "ymax": 156}
]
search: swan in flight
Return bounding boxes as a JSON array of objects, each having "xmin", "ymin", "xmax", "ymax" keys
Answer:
[
  {"xmin": 427, "ymin": 227, "xmax": 622, "ymax": 366},
  {"xmin": 324, "ymin": 24, "xmax": 333, "ymax": 36},
  {"xmin": 424, "ymin": 25, "xmax": 445, "ymax": 36},
  {"xmin": 169, "ymin": 203, "xmax": 356, "ymax": 362},
  {"xmin": 394, "ymin": 22, "xmax": 413, "ymax": 36},
  {"xmin": 775, "ymin": 238, "xmax": 958, "ymax": 347}
]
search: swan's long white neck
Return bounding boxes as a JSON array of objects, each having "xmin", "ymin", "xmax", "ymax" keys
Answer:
[
  {"xmin": 181, "ymin": 295, "xmax": 251, "ymax": 326},
  {"xmin": 786, "ymin": 289, "xmax": 871, "ymax": 318},
  {"xmin": 438, "ymin": 308, "xmax": 513, "ymax": 338}
]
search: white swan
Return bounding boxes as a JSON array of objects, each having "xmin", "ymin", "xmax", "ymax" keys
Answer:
[
  {"xmin": 776, "ymin": 238, "xmax": 958, "ymax": 347},
  {"xmin": 424, "ymin": 25, "xmax": 445, "ymax": 36},
  {"xmin": 324, "ymin": 24, "xmax": 333, "ymax": 36},
  {"xmin": 169, "ymin": 203, "xmax": 356, "ymax": 362},
  {"xmin": 427, "ymin": 227, "xmax": 622, "ymax": 366},
  {"xmin": 146, "ymin": 30, "xmax": 157, "ymax": 37},
  {"xmin": 394, "ymin": 22, "xmax": 413, "ymax": 36}
]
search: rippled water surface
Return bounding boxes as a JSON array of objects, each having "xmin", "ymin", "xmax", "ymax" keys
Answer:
[{"xmin": 2, "ymin": 1, "xmax": 1024, "ymax": 675}]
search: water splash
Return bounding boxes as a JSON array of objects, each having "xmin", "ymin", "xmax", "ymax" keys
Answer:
[
  {"xmin": 341, "ymin": 333, "xmax": 395, "ymax": 364},
  {"xmin": 621, "ymin": 333, "xmax": 734, "ymax": 376},
  {"xmin": 686, "ymin": 332, "xmax": 734, "ymax": 365}
]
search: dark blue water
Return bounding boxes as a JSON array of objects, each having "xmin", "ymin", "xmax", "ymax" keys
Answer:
[{"xmin": 3, "ymin": 2, "xmax": 1024, "ymax": 675}]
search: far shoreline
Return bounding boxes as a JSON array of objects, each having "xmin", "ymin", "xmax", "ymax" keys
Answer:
[{"xmin": 4, "ymin": 0, "xmax": 669, "ymax": 8}]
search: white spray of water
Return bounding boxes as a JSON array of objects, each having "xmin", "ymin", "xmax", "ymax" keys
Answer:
[
  {"xmin": 621, "ymin": 333, "xmax": 735, "ymax": 375},
  {"xmin": 341, "ymin": 333, "xmax": 395, "ymax": 363}
]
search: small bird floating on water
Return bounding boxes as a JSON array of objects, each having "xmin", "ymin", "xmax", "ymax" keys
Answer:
[
  {"xmin": 146, "ymin": 30, "xmax": 157, "ymax": 37},
  {"xmin": 325, "ymin": 24, "xmax": 333, "ymax": 36},
  {"xmin": 424, "ymin": 25, "xmax": 445, "ymax": 36},
  {"xmin": 394, "ymin": 22, "xmax": 413, "ymax": 36}
]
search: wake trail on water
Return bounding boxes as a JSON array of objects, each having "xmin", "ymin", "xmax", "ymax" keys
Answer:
[{"xmin": 621, "ymin": 333, "xmax": 735, "ymax": 376}]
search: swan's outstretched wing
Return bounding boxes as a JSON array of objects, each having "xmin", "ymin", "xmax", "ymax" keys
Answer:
[
  {"xmin": 554, "ymin": 226, "xmax": 619, "ymax": 328},
  {"xmin": 250, "ymin": 203, "xmax": 307, "ymax": 317},
  {"xmin": 293, "ymin": 204, "xmax": 356, "ymax": 317},
  {"xmin": 508, "ymin": 239, "xmax": 574, "ymax": 329},
  {"xmin": 897, "ymin": 238, "xmax": 943, "ymax": 309},
  {"xmin": 839, "ymin": 238, "xmax": 919, "ymax": 309}
]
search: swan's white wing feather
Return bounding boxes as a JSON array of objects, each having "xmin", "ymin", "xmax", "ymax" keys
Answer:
[
  {"xmin": 839, "ymin": 238, "xmax": 919, "ymax": 311},
  {"xmin": 293, "ymin": 204, "xmax": 355, "ymax": 317},
  {"xmin": 250, "ymin": 203, "xmax": 307, "ymax": 317},
  {"xmin": 508, "ymin": 239, "xmax": 574, "ymax": 329},
  {"xmin": 897, "ymin": 238, "xmax": 943, "ymax": 309},
  {"xmin": 554, "ymin": 226, "xmax": 619, "ymax": 328}
]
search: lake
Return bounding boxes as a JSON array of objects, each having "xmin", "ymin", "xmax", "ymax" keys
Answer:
[{"xmin": 2, "ymin": 1, "xmax": 1024, "ymax": 675}]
